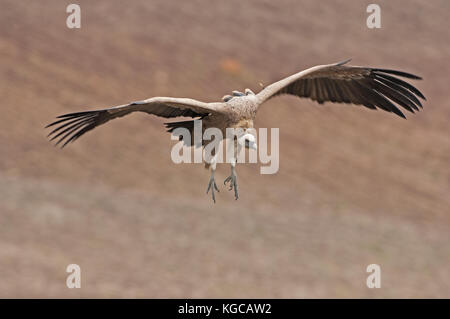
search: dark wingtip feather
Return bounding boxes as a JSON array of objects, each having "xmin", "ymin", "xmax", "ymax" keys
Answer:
[
  {"xmin": 398, "ymin": 112, "xmax": 407, "ymax": 119},
  {"xmin": 374, "ymin": 72, "xmax": 426, "ymax": 101},
  {"xmin": 46, "ymin": 110, "xmax": 102, "ymax": 148},
  {"xmin": 56, "ymin": 111, "xmax": 93, "ymax": 119},
  {"xmin": 389, "ymin": 105, "xmax": 406, "ymax": 119},
  {"xmin": 372, "ymin": 69, "xmax": 422, "ymax": 80}
]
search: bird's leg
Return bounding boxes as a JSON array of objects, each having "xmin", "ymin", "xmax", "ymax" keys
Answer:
[
  {"xmin": 206, "ymin": 156, "xmax": 219, "ymax": 203},
  {"xmin": 224, "ymin": 158, "xmax": 238, "ymax": 200}
]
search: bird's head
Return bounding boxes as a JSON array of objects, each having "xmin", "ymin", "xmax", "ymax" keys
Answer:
[
  {"xmin": 237, "ymin": 129, "xmax": 257, "ymax": 150},
  {"xmin": 244, "ymin": 133, "xmax": 257, "ymax": 150}
]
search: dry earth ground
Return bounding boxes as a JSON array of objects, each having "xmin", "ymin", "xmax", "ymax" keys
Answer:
[{"xmin": 0, "ymin": 0, "xmax": 449, "ymax": 297}]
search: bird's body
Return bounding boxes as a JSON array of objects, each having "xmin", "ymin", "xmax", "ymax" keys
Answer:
[
  {"xmin": 47, "ymin": 59, "xmax": 426, "ymax": 202},
  {"xmin": 167, "ymin": 91, "xmax": 257, "ymax": 138}
]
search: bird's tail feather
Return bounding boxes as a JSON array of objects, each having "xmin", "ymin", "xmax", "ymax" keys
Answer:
[
  {"xmin": 165, "ymin": 120, "xmax": 210, "ymax": 169},
  {"xmin": 164, "ymin": 120, "xmax": 196, "ymax": 147}
]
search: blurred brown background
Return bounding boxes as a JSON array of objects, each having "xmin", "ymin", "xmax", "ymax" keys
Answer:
[{"xmin": 0, "ymin": 0, "xmax": 449, "ymax": 298}]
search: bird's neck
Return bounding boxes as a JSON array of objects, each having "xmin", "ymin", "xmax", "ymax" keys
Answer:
[{"xmin": 235, "ymin": 119, "xmax": 254, "ymax": 129}]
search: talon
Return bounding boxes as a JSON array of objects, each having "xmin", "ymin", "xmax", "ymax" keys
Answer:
[
  {"xmin": 206, "ymin": 176, "xmax": 219, "ymax": 203},
  {"xmin": 223, "ymin": 173, "xmax": 239, "ymax": 200}
]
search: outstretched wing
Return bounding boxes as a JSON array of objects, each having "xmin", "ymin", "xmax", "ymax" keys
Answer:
[
  {"xmin": 256, "ymin": 59, "xmax": 425, "ymax": 118},
  {"xmin": 46, "ymin": 97, "xmax": 225, "ymax": 148}
]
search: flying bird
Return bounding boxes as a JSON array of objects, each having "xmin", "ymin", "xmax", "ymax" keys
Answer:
[{"xmin": 46, "ymin": 59, "xmax": 425, "ymax": 202}]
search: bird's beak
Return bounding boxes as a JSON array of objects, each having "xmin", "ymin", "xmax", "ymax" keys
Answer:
[{"xmin": 245, "ymin": 140, "xmax": 257, "ymax": 150}]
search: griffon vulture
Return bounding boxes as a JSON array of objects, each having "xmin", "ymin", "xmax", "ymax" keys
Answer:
[{"xmin": 46, "ymin": 60, "xmax": 426, "ymax": 202}]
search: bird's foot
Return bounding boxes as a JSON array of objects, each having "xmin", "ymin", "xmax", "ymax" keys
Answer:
[
  {"xmin": 206, "ymin": 174, "xmax": 219, "ymax": 203},
  {"xmin": 224, "ymin": 173, "xmax": 238, "ymax": 200}
]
